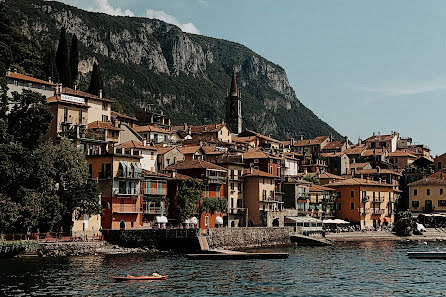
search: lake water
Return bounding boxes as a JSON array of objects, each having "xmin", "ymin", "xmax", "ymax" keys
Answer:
[{"xmin": 1, "ymin": 241, "xmax": 446, "ymax": 296}]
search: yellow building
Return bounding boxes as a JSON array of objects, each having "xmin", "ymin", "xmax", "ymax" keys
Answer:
[
  {"xmin": 328, "ymin": 178, "xmax": 395, "ymax": 229},
  {"xmin": 409, "ymin": 172, "xmax": 446, "ymax": 213}
]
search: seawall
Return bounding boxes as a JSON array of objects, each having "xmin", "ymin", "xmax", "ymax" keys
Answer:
[{"xmin": 207, "ymin": 227, "xmax": 293, "ymax": 250}]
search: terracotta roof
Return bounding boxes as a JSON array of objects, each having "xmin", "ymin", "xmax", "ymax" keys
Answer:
[
  {"xmin": 318, "ymin": 172, "xmax": 344, "ymax": 180},
  {"xmin": 349, "ymin": 162, "xmax": 371, "ymax": 169},
  {"xmin": 61, "ymin": 87, "xmax": 114, "ymax": 103},
  {"xmin": 388, "ymin": 151, "xmax": 417, "ymax": 158},
  {"xmin": 190, "ymin": 123, "xmax": 226, "ymax": 134},
  {"xmin": 362, "ymin": 149, "xmax": 388, "ymax": 157},
  {"xmin": 243, "ymin": 168, "xmax": 276, "ymax": 178},
  {"xmin": 46, "ymin": 95, "xmax": 89, "ymax": 108},
  {"xmin": 321, "ymin": 141, "xmax": 344, "ymax": 150},
  {"xmin": 408, "ymin": 173, "xmax": 446, "ymax": 186},
  {"xmin": 134, "ymin": 125, "xmax": 170, "ymax": 134},
  {"xmin": 87, "ymin": 121, "xmax": 122, "ymax": 131},
  {"xmin": 111, "ymin": 111, "xmax": 137, "ymax": 121},
  {"xmin": 116, "ymin": 140, "xmax": 157, "ymax": 150},
  {"xmin": 320, "ymin": 152, "xmax": 346, "ymax": 158},
  {"xmin": 232, "ymin": 136, "xmax": 258, "ymax": 144},
  {"xmin": 355, "ymin": 168, "xmax": 402, "ymax": 176},
  {"xmin": 178, "ymin": 146, "xmax": 202, "ymax": 155},
  {"xmin": 165, "ymin": 159, "xmax": 227, "ymax": 171},
  {"xmin": 365, "ymin": 134, "xmax": 397, "ymax": 142},
  {"xmin": 309, "ymin": 184, "xmax": 335, "ymax": 192},
  {"xmin": 242, "ymin": 150, "xmax": 269, "ymax": 159},
  {"xmin": 327, "ymin": 178, "xmax": 394, "ymax": 187},
  {"xmin": 7, "ymin": 72, "xmax": 56, "ymax": 86},
  {"xmin": 141, "ymin": 169, "xmax": 170, "ymax": 178},
  {"xmin": 292, "ymin": 136, "xmax": 330, "ymax": 147},
  {"xmin": 155, "ymin": 146, "xmax": 177, "ymax": 155},
  {"xmin": 344, "ymin": 144, "xmax": 365, "ymax": 155},
  {"xmin": 239, "ymin": 130, "xmax": 282, "ymax": 144}
]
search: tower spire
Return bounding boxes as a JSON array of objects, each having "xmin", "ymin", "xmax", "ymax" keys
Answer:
[{"xmin": 229, "ymin": 70, "xmax": 237, "ymax": 96}]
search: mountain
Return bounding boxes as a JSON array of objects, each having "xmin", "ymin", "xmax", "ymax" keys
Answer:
[{"xmin": 4, "ymin": 0, "xmax": 343, "ymax": 141}]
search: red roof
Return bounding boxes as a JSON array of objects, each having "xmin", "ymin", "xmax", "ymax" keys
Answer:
[
  {"xmin": 111, "ymin": 111, "xmax": 137, "ymax": 121},
  {"xmin": 7, "ymin": 72, "xmax": 56, "ymax": 86},
  {"xmin": 293, "ymin": 136, "xmax": 330, "ymax": 147},
  {"xmin": 134, "ymin": 125, "xmax": 170, "ymax": 134},
  {"xmin": 87, "ymin": 121, "xmax": 122, "ymax": 131},
  {"xmin": 165, "ymin": 159, "xmax": 227, "ymax": 171},
  {"xmin": 116, "ymin": 140, "xmax": 157, "ymax": 150},
  {"xmin": 243, "ymin": 168, "xmax": 276, "ymax": 178}
]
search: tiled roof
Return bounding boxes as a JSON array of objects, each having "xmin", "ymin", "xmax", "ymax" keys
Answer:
[
  {"xmin": 355, "ymin": 168, "xmax": 402, "ymax": 176},
  {"xmin": 309, "ymin": 184, "xmax": 335, "ymax": 192},
  {"xmin": 408, "ymin": 173, "xmax": 446, "ymax": 186},
  {"xmin": 292, "ymin": 136, "xmax": 329, "ymax": 147},
  {"xmin": 365, "ymin": 134, "xmax": 396, "ymax": 142},
  {"xmin": 240, "ymin": 130, "xmax": 282, "ymax": 144},
  {"xmin": 242, "ymin": 150, "xmax": 269, "ymax": 159},
  {"xmin": 178, "ymin": 146, "xmax": 202, "ymax": 155},
  {"xmin": 116, "ymin": 140, "xmax": 157, "ymax": 150},
  {"xmin": 344, "ymin": 144, "xmax": 365, "ymax": 155},
  {"xmin": 243, "ymin": 168, "xmax": 276, "ymax": 178},
  {"xmin": 46, "ymin": 95, "xmax": 89, "ymax": 108},
  {"xmin": 318, "ymin": 172, "xmax": 345, "ymax": 180},
  {"xmin": 321, "ymin": 141, "xmax": 344, "ymax": 150},
  {"xmin": 232, "ymin": 136, "xmax": 258, "ymax": 144},
  {"xmin": 165, "ymin": 159, "xmax": 227, "ymax": 171},
  {"xmin": 155, "ymin": 146, "xmax": 176, "ymax": 155},
  {"xmin": 190, "ymin": 123, "xmax": 225, "ymax": 134},
  {"xmin": 388, "ymin": 150, "xmax": 417, "ymax": 158},
  {"xmin": 320, "ymin": 152, "xmax": 346, "ymax": 158},
  {"xmin": 61, "ymin": 87, "xmax": 114, "ymax": 103},
  {"xmin": 111, "ymin": 111, "xmax": 137, "ymax": 121},
  {"xmin": 141, "ymin": 169, "xmax": 170, "ymax": 178},
  {"xmin": 349, "ymin": 162, "xmax": 371, "ymax": 169},
  {"xmin": 87, "ymin": 121, "xmax": 122, "ymax": 131},
  {"xmin": 134, "ymin": 125, "xmax": 170, "ymax": 134},
  {"xmin": 362, "ymin": 149, "xmax": 388, "ymax": 157},
  {"xmin": 327, "ymin": 178, "xmax": 393, "ymax": 187},
  {"xmin": 7, "ymin": 72, "xmax": 56, "ymax": 86}
]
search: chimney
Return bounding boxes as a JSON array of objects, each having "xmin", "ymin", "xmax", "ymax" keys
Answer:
[
  {"xmin": 290, "ymin": 138, "xmax": 295, "ymax": 146},
  {"xmin": 377, "ymin": 166, "xmax": 380, "ymax": 173},
  {"xmin": 329, "ymin": 133, "xmax": 333, "ymax": 142},
  {"xmin": 99, "ymin": 89, "xmax": 103, "ymax": 98},
  {"xmin": 344, "ymin": 136, "xmax": 348, "ymax": 144},
  {"xmin": 13, "ymin": 68, "xmax": 17, "ymax": 73},
  {"xmin": 143, "ymin": 140, "xmax": 147, "ymax": 146},
  {"xmin": 184, "ymin": 123, "xmax": 188, "ymax": 130},
  {"xmin": 300, "ymin": 135, "xmax": 304, "ymax": 141},
  {"xmin": 358, "ymin": 138, "xmax": 362, "ymax": 145},
  {"xmin": 172, "ymin": 169, "xmax": 176, "ymax": 178},
  {"xmin": 373, "ymin": 132, "xmax": 375, "ymax": 136},
  {"xmin": 48, "ymin": 76, "xmax": 52, "ymax": 83},
  {"xmin": 73, "ymin": 83, "xmax": 77, "ymax": 90},
  {"xmin": 6, "ymin": 68, "xmax": 11, "ymax": 76}
]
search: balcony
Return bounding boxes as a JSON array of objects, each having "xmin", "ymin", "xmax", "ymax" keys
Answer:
[
  {"xmin": 372, "ymin": 198, "xmax": 384, "ymax": 203},
  {"xmin": 207, "ymin": 176, "xmax": 226, "ymax": 184},
  {"xmin": 112, "ymin": 204, "xmax": 142, "ymax": 213},
  {"xmin": 372, "ymin": 209, "xmax": 384, "ymax": 215},
  {"xmin": 142, "ymin": 205, "xmax": 164, "ymax": 215}
]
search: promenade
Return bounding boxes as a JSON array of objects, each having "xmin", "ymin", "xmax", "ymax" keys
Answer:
[{"xmin": 326, "ymin": 228, "xmax": 446, "ymax": 242}]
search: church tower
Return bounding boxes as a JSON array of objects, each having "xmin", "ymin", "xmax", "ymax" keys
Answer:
[{"xmin": 225, "ymin": 70, "xmax": 242, "ymax": 134}]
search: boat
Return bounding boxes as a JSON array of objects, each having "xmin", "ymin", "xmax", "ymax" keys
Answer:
[
  {"xmin": 111, "ymin": 274, "xmax": 167, "ymax": 281},
  {"xmin": 407, "ymin": 252, "xmax": 446, "ymax": 259}
]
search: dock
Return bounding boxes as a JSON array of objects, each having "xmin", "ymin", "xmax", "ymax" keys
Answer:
[
  {"xmin": 407, "ymin": 251, "xmax": 446, "ymax": 259},
  {"xmin": 290, "ymin": 234, "xmax": 332, "ymax": 246},
  {"xmin": 186, "ymin": 249, "xmax": 288, "ymax": 260}
]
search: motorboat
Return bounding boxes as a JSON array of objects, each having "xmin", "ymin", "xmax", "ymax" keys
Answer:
[{"xmin": 112, "ymin": 274, "xmax": 167, "ymax": 281}]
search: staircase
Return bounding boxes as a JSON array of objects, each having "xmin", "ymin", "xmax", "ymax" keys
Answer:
[{"xmin": 198, "ymin": 235, "xmax": 210, "ymax": 251}]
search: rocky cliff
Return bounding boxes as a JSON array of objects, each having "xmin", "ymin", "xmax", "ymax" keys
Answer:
[{"xmin": 6, "ymin": 0, "xmax": 343, "ymax": 140}]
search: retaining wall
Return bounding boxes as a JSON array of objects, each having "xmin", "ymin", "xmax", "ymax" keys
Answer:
[{"xmin": 207, "ymin": 227, "xmax": 293, "ymax": 250}]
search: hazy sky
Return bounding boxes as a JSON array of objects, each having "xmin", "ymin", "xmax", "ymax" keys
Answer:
[{"xmin": 60, "ymin": 0, "xmax": 446, "ymax": 155}]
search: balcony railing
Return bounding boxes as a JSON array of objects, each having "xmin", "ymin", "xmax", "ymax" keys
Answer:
[
  {"xmin": 112, "ymin": 204, "xmax": 142, "ymax": 213},
  {"xmin": 143, "ymin": 205, "xmax": 164, "ymax": 215},
  {"xmin": 207, "ymin": 176, "xmax": 226, "ymax": 184},
  {"xmin": 372, "ymin": 198, "xmax": 384, "ymax": 203}
]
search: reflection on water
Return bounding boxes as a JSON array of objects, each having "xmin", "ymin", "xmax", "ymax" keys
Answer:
[{"xmin": 1, "ymin": 241, "xmax": 446, "ymax": 296}]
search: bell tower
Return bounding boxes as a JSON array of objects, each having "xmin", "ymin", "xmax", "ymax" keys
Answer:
[{"xmin": 225, "ymin": 70, "xmax": 242, "ymax": 134}]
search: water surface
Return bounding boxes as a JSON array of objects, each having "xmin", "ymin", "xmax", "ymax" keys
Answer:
[{"xmin": 1, "ymin": 241, "xmax": 446, "ymax": 296}]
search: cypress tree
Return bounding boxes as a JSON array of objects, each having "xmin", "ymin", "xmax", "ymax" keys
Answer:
[
  {"xmin": 44, "ymin": 47, "xmax": 58, "ymax": 83},
  {"xmin": 69, "ymin": 34, "xmax": 79, "ymax": 87},
  {"xmin": 87, "ymin": 62, "xmax": 103, "ymax": 96},
  {"xmin": 55, "ymin": 27, "xmax": 71, "ymax": 87}
]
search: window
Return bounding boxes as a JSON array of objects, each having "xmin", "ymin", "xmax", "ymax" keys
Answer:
[
  {"xmin": 438, "ymin": 162, "xmax": 442, "ymax": 170},
  {"xmin": 13, "ymin": 80, "xmax": 18, "ymax": 86},
  {"xmin": 351, "ymin": 202, "xmax": 355, "ymax": 210},
  {"xmin": 439, "ymin": 200, "xmax": 446, "ymax": 207},
  {"xmin": 230, "ymin": 183, "xmax": 235, "ymax": 191},
  {"xmin": 262, "ymin": 190, "xmax": 267, "ymax": 200},
  {"xmin": 350, "ymin": 190, "xmax": 355, "ymax": 198},
  {"xmin": 28, "ymin": 82, "xmax": 32, "ymax": 88},
  {"xmin": 412, "ymin": 201, "xmax": 419, "ymax": 208},
  {"xmin": 102, "ymin": 102, "xmax": 108, "ymax": 110},
  {"xmin": 64, "ymin": 107, "xmax": 68, "ymax": 122},
  {"xmin": 216, "ymin": 186, "xmax": 221, "ymax": 198},
  {"xmin": 427, "ymin": 189, "xmax": 431, "ymax": 196},
  {"xmin": 414, "ymin": 189, "xmax": 418, "ymax": 196},
  {"xmin": 269, "ymin": 166, "xmax": 273, "ymax": 174},
  {"xmin": 78, "ymin": 110, "xmax": 83, "ymax": 125},
  {"xmin": 102, "ymin": 115, "xmax": 108, "ymax": 122},
  {"xmin": 441, "ymin": 189, "xmax": 444, "ymax": 195},
  {"xmin": 335, "ymin": 202, "xmax": 341, "ymax": 210},
  {"xmin": 262, "ymin": 178, "xmax": 265, "ymax": 184}
]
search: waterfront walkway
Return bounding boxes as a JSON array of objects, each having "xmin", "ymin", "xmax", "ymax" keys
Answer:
[{"xmin": 326, "ymin": 228, "xmax": 446, "ymax": 242}]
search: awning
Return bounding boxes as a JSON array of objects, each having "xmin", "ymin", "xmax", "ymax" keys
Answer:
[
  {"xmin": 285, "ymin": 216, "xmax": 322, "ymax": 223},
  {"xmin": 323, "ymin": 219, "xmax": 349, "ymax": 225},
  {"xmin": 155, "ymin": 216, "xmax": 168, "ymax": 224},
  {"xmin": 132, "ymin": 162, "xmax": 142, "ymax": 177},
  {"xmin": 215, "ymin": 216, "xmax": 223, "ymax": 225},
  {"xmin": 120, "ymin": 161, "xmax": 130, "ymax": 177}
]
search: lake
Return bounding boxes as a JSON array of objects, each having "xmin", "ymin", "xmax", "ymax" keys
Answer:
[{"xmin": 1, "ymin": 241, "xmax": 446, "ymax": 296}]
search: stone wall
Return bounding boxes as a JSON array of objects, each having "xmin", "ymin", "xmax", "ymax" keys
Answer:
[
  {"xmin": 207, "ymin": 227, "xmax": 293, "ymax": 250},
  {"xmin": 37, "ymin": 242, "xmax": 105, "ymax": 257}
]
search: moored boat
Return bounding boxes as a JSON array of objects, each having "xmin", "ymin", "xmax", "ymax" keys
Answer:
[
  {"xmin": 111, "ymin": 274, "xmax": 167, "ymax": 281},
  {"xmin": 407, "ymin": 252, "xmax": 446, "ymax": 259}
]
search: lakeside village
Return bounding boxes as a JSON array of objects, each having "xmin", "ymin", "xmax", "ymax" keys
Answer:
[{"xmin": 4, "ymin": 66, "xmax": 446, "ymax": 248}]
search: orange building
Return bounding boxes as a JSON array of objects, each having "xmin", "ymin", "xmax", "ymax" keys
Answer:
[
  {"xmin": 328, "ymin": 178, "xmax": 395, "ymax": 229},
  {"xmin": 165, "ymin": 159, "xmax": 227, "ymax": 228},
  {"xmin": 88, "ymin": 146, "xmax": 143, "ymax": 230}
]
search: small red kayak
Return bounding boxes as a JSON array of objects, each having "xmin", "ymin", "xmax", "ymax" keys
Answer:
[{"xmin": 112, "ymin": 274, "xmax": 167, "ymax": 281}]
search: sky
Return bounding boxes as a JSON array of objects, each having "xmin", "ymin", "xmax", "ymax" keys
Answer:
[{"xmin": 59, "ymin": 0, "xmax": 446, "ymax": 155}]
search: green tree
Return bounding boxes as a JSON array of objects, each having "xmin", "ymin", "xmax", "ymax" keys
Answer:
[
  {"xmin": 0, "ymin": 194, "xmax": 20, "ymax": 232},
  {"xmin": 303, "ymin": 174, "xmax": 320, "ymax": 185},
  {"xmin": 87, "ymin": 62, "xmax": 103, "ymax": 96},
  {"xmin": 44, "ymin": 47, "xmax": 58, "ymax": 82},
  {"xmin": 56, "ymin": 27, "xmax": 71, "ymax": 87},
  {"xmin": 178, "ymin": 178, "xmax": 202, "ymax": 222},
  {"xmin": 393, "ymin": 211, "xmax": 417, "ymax": 236},
  {"xmin": 7, "ymin": 90, "xmax": 53, "ymax": 149},
  {"xmin": 69, "ymin": 34, "xmax": 79, "ymax": 86}
]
